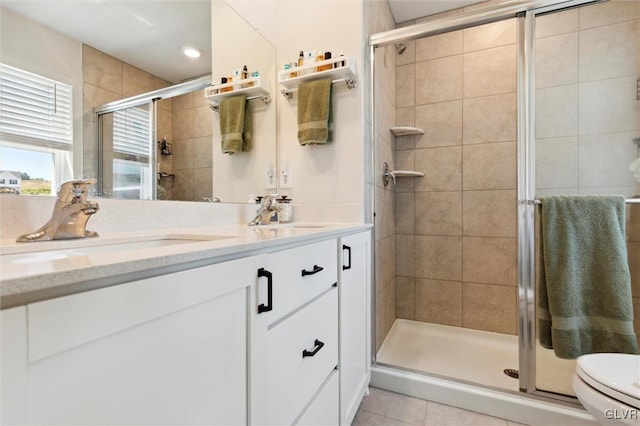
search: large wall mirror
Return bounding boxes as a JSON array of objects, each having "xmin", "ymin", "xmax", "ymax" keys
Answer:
[{"xmin": 0, "ymin": 0, "xmax": 276, "ymax": 204}]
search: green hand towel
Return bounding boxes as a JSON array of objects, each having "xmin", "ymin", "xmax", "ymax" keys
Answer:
[
  {"xmin": 538, "ymin": 195, "xmax": 638, "ymax": 359},
  {"xmin": 297, "ymin": 78, "xmax": 332, "ymax": 145},
  {"xmin": 220, "ymin": 95, "xmax": 251, "ymax": 154},
  {"xmin": 242, "ymin": 100, "xmax": 252, "ymax": 152}
]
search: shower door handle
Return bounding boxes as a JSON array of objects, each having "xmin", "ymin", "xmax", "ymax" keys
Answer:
[
  {"xmin": 257, "ymin": 267, "xmax": 273, "ymax": 314},
  {"xmin": 342, "ymin": 244, "xmax": 352, "ymax": 270}
]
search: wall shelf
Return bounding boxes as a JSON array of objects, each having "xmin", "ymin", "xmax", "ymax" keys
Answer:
[
  {"xmin": 382, "ymin": 162, "xmax": 424, "ymax": 187},
  {"xmin": 278, "ymin": 56, "xmax": 357, "ymax": 99},
  {"xmin": 205, "ymin": 76, "xmax": 271, "ymax": 111},
  {"xmin": 390, "ymin": 127, "xmax": 424, "ymax": 137}
]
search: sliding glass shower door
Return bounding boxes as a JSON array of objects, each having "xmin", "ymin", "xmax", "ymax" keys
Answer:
[
  {"xmin": 97, "ymin": 101, "xmax": 156, "ymax": 199},
  {"xmin": 531, "ymin": 0, "xmax": 640, "ymax": 397}
]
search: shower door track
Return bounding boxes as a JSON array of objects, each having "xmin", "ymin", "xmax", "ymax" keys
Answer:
[{"xmin": 369, "ymin": 0, "xmax": 606, "ymax": 405}]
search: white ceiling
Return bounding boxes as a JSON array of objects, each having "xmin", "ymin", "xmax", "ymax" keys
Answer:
[
  {"xmin": 1, "ymin": 0, "xmax": 211, "ymax": 83},
  {"xmin": 388, "ymin": 0, "xmax": 482, "ymax": 23},
  {"xmin": 3, "ymin": 0, "xmax": 486, "ymax": 83}
]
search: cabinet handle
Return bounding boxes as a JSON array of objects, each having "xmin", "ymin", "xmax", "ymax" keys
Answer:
[
  {"xmin": 257, "ymin": 268, "xmax": 273, "ymax": 314},
  {"xmin": 342, "ymin": 245, "xmax": 352, "ymax": 270},
  {"xmin": 302, "ymin": 339, "xmax": 325, "ymax": 358},
  {"xmin": 301, "ymin": 264, "xmax": 324, "ymax": 277}
]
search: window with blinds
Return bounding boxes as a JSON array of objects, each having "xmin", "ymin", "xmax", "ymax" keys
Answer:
[
  {"xmin": 113, "ymin": 105, "xmax": 151, "ymax": 160},
  {"xmin": 0, "ymin": 63, "xmax": 73, "ymax": 150}
]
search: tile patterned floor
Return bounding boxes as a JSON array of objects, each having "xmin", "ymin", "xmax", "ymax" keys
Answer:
[{"xmin": 353, "ymin": 387, "xmax": 529, "ymax": 426}]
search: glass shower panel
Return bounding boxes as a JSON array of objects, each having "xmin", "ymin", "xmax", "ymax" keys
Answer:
[
  {"xmin": 375, "ymin": 17, "xmax": 521, "ymax": 392},
  {"xmin": 98, "ymin": 101, "xmax": 155, "ymax": 199},
  {"xmin": 533, "ymin": 1, "xmax": 640, "ymax": 396}
]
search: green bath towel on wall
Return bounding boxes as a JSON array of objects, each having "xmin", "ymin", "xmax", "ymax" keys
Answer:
[{"xmin": 538, "ymin": 195, "xmax": 638, "ymax": 359}]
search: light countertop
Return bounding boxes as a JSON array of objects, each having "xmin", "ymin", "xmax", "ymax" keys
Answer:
[{"xmin": 0, "ymin": 222, "xmax": 371, "ymax": 309}]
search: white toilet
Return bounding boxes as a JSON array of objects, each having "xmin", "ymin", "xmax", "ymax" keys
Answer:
[{"xmin": 572, "ymin": 353, "xmax": 640, "ymax": 425}]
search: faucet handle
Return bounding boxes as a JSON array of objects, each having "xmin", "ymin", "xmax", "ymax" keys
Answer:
[{"xmin": 57, "ymin": 178, "xmax": 97, "ymax": 203}]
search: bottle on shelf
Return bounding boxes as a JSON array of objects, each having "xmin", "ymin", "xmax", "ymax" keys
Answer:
[
  {"xmin": 241, "ymin": 65, "xmax": 249, "ymax": 88},
  {"xmin": 318, "ymin": 51, "xmax": 332, "ymax": 72}
]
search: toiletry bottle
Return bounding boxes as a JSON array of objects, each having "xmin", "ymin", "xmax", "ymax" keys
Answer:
[
  {"xmin": 241, "ymin": 65, "xmax": 249, "ymax": 88},
  {"xmin": 296, "ymin": 50, "xmax": 304, "ymax": 76},
  {"xmin": 221, "ymin": 77, "xmax": 229, "ymax": 92},
  {"xmin": 282, "ymin": 63, "xmax": 290, "ymax": 80},
  {"xmin": 233, "ymin": 70, "xmax": 241, "ymax": 89},
  {"xmin": 318, "ymin": 51, "xmax": 332, "ymax": 71},
  {"xmin": 315, "ymin": 49, "xmax": 324, "ymax": 72},
  {"xmin": 304, "ymin": 51, "xmax": 314, "ymax": 75}
]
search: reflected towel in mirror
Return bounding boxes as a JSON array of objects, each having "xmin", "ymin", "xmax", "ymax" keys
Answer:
[{"xmin": 220, "ymin": 95, "xmax": 252, "ymax": 154}]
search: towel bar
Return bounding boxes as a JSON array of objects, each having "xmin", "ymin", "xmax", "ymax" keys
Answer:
[
  {"xmin": 209, "ymin": 93, "xmax": 271, "ymax": 112},
  {"xmin": 280, "ymin": 77, "xmax": 356, "ymax": 99},
  {"xmin": 528, "ymin": 198, "xmax": 640, "ymax": 205}
]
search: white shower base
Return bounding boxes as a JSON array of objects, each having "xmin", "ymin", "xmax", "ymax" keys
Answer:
[
  {"xmin": 373, "ymin": 319, "xmax": 594, "ymax": 425},
  {"xmin": 377, "ymin": 319, "xmax": 520, "ymax": 391}
]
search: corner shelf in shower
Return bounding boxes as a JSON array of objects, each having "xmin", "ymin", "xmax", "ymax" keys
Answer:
[
  {"xmin": 278, "ymin": 56, "xmax": 357, "ymax": 99},
  {"xmin": 390, "ymin": 126, "xmax": 424, "ymax": 137},
  {"xmin": 205, "ymin": 76, "xmax": 271, "ymax": 111}
]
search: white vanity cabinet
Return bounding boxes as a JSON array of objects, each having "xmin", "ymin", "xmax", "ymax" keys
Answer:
[
  {"xmin": 338, "ymin": 231, "xmax": 372, "ymax": 425},
  {"xmin": 1, "ymin": 227, "xmax": 372, "ymax": 426},
  {"xmin": 250, "ymin": 231, "xmax": 372, "ymax": 426},
  {"xmin": 250, "ymin": 239, "xmax": 339, "ymax": 425},
  {"xmin": 1, "ymin": 256, "xmax": 260, "ymax": 426}
]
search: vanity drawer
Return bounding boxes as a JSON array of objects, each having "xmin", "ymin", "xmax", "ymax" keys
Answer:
[
  {"xmin": 265, "ymin": 287, "xmax": 338, "ymax": 425},
  {"xmin": 296, "ymin": 369, "xmax": 339, "ymax": 425},
  {"xmin": 257, "ymin": 238, "xmax": 337, "ymax": 322}
]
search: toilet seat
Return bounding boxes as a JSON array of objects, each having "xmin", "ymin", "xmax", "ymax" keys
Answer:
[{"xmin": 576, "ymin": 354, "xmax": 640, "ymax": 409}]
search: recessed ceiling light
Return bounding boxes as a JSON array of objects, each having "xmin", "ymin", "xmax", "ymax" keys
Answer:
[{"xmin": 182, "ymin": 46, "xmax": 202, "ymax": 59}]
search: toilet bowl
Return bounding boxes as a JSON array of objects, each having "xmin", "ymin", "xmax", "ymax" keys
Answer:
[{"xmin": 572, "ymin": 353, "xmax": 640, "ymax": 425}]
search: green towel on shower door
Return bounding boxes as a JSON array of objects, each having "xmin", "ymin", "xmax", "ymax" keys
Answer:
[{"xmin": 537, "ymin": 195, "xmax": 638, "ymax": 359}]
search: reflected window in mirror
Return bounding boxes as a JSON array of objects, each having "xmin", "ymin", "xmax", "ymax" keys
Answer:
[{"xmin": 0, "ymin": 63, "xmax": 73, "ymax": 195}]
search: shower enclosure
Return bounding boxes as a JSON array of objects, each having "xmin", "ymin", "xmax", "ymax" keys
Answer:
[
  {"xmin": 94, "ymin": 76, "xmax": 212, "ymax": 200},
  {"xmin": 369, "ymin": 0, "xmax": 639, "ymax": 410}
]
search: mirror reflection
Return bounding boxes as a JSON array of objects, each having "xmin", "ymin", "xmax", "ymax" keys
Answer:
[{"xmin": 0, "ymin": 0, "xmax": 276, "ymax": 203}]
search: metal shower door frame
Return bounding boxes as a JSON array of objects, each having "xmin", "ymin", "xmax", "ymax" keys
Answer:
[{"xmin": 369, "ymin": 0, "xmax": 604, "ymax": 401}]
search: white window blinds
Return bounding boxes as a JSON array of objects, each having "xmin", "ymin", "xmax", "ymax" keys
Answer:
[
  {"xmin": 113, "ymin": 105, "xmax": 151, "ymax": 158},
  {"xmin": 0, "ymin": 63, "xmax": 73, "ymax": 150}
]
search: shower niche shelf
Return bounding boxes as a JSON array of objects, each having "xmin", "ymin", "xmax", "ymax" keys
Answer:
[
  {"xmin": 390, "ymin": 126, "xmax": 424, "ymax": 137},
  {"xmin": 205, "ymin": 76, "xmax": 271, "ymax": 111},
  {"xmin": 382, "ymin": 162, "xmax": 424, "ymax": 187},
  {"xmin": 278, "ymin": 56, "xmax": 357, "ymax": 99}
]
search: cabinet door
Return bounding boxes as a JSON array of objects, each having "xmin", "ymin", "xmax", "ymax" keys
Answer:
[
  {"xmin": 8, "ymin": 256, "xmax": 258, "ymax": 425},
  {"xmin": 338, "ymin": 231, "xmax": 372, "ymax": 425},
  {"xmin": 1, "ymin": 306, "xmax": 28, "ymax": 425}
]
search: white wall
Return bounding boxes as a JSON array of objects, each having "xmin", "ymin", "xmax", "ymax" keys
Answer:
[
  {"xmin": 0, "ymin": 7, "xmax": 84, "ymax": 178},
  {"xmin": 274, "ymin": 0, "xmax": 365, "ymax": 222},
  {"xmin": 228, "ymin": 0, "xmax": 366, "ymax": 222}
]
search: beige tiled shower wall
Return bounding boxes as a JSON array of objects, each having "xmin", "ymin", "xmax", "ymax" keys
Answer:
[
  {"xmin": 365, "ymin": 0, "xmax": 398, "ymax": 351},
  {"xmin": 82, "ymin": 44, "xmax": 173, "ymax": 185},
  {"xmin": 170, "ymin": 91, "xmax": 213, "ymax": 201},
  {"xmin": 394, "ymin": 18, "xmax": 518, "ymax": 335},
  {"xmin": 535, "ymin": 1, "xmax": 640, "ymax": 348}
]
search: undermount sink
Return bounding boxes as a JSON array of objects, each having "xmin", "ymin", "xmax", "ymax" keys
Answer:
[{"xmin": 1, "ymin": 234, "xmax": 231, "ymax": 265}]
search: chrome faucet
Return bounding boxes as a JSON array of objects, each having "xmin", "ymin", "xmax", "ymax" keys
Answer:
[
  {"xmin": 248, "ymin": 195, "xmax": 279, "ymax": 226},
  {"xmin": 16, "ymin": 178, "xmax": 100, "ymax": 242}
]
